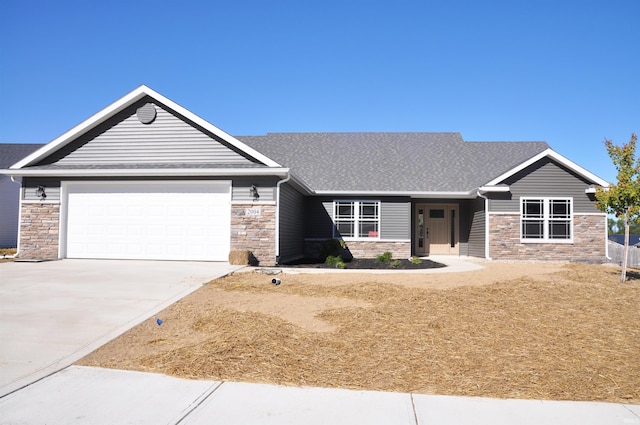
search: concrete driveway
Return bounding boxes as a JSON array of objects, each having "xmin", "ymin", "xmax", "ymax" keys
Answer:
[{"xmin": 0, "ymin": 259, "xmax": 243, "ymax": 397}]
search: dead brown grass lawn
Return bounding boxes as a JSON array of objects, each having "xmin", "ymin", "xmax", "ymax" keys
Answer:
[{"xmin": 78, "ymin": 262, "xmax": 640, "ymax": 404}]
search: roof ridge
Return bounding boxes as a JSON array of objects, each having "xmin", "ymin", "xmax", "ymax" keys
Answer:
[{"xmin": 262, "ymin": 131, "xmax": 462, "ymax": 135}]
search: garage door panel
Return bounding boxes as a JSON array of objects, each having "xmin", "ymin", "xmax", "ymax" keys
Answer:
[
  {"xmin": 65, "ymin": 182, "xmax": 231, "ymax": 261},
  {"xmin": 167, "ymin": 206, "xmax": 185, "ymax": 217},
  {"xmin": 107, "ymin": 224, "xmax": 126, "ymax": 236},
  {"xmin": 166, "ymin": 224, "xmax": 185, "ymax": 236},
  {"xmin": 128, "ymin": 206, "xmax": 144, "ymax": 217},
  {"xmin": 105, "ymin": 243, "xmax": 121, "ymax": 256}
]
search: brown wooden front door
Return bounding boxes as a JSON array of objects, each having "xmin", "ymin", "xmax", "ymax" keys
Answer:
[{"xmin": 415, "ymin": 204, "xmax": 459, "ymax": 255}]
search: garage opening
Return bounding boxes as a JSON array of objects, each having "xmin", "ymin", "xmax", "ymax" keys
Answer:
[{"xmin": 62, "ymin": 181, "xmax": 231, "ymax": 261}]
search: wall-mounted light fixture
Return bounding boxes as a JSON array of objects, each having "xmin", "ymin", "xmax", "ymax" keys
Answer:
[
  {"xmin": 250, "ymin": 184, "xmax": 260, "ymax": 201},
  {"xmin": 36, "ymin": 185, "xmax": 47, "ymax": 201}
]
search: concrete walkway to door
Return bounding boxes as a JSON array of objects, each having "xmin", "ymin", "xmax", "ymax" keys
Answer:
[{"xmin": 0, "ymin": 259, "xmax": 244, "ymax": 397}]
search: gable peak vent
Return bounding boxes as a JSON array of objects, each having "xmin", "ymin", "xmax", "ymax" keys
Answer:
[{"xmin": 136, "ymin": 103, "xmax": 157, "ymax": 124}]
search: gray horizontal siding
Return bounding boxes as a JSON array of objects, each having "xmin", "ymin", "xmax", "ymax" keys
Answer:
[
  {"xmin": 467, "ymin": 197, "xmax": 486, "ymax": 257},
  {"xmin": 380, "ymin": 201, "xmax": 410, "ymax": 239},
  {"xmin": 39, "ymin": 98, "xmax": 258, "ymax": 166},
  {"xmin": 0, "ymin": 177, "xmax": 21, "ymax": 247},
  {"xmin": 305, "ymin": 197, "xmax": 411, "ymax": 240},
  {"xmin": 489, "ymin": 158, "xmax": 601, "ymax": 213},
  {"xmin": 23, "ymin": 177, "xmax": 62, "ymax": 201},
  {"xmin": 278, "ymin": 183, "xmax": 305, "ymax": 262},
  {"xmin": 22, "ymin": 177, "xmax": 279, "ymax": 202},
  {"xmin": 232, "ymin": 177, "xmax": 277, "ymax": 202},
  {"xmin": 305, "ymin": 199, "xmax": 334, "ymax": 239}
]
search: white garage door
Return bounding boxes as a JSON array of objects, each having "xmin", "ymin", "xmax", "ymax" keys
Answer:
[{"xmin": 64, "ymin": 181, "xmax": 231, "ymax": 261}]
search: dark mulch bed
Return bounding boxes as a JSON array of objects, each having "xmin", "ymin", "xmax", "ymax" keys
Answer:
[{"xmin": 280, "ymin": 257, "xmax": 447, "ymax": 270}]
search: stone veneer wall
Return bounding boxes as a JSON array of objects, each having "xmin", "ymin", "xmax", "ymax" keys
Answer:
[
  {"xmin": 19, "ymin": 202, "xmax": 60, "ymax": 260},
  {"xmin": 489, "ymin": 214, "xmax": 606, "ymax": 262},
  {"xmin": 304, "ymin": 239, "xmax": 411, "ymax": 260},
  {"xmin": 230, "ymin": 204, "xmax": 276, "ymax": 266}
]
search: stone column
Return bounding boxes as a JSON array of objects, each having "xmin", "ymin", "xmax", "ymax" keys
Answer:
[
  {"xmin": 230, "ymin": 204, "xmax": 276, "ymax": 266},
  {"xmin": 18, "ymin": 202, "xmax": 60, "ymax": 260}
]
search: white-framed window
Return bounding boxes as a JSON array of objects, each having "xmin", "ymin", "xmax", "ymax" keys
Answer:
[
  {"xmin": 521, "ymin": 197, "xmax": 573, "ymax": 242},
  {"xmin": 333, "ymin": 200, "xmax": 380, "ymax": 239}
]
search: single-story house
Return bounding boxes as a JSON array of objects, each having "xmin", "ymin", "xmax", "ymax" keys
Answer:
[
  {"xmin": 1, "ymin": 86, "xmax": 610, "ymax": 265},
  {"xmin": 0, "ymin": 144, "xmax": 44, "ymax": 248}
]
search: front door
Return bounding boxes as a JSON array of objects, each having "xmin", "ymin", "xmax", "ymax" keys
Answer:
[{"xmin": 414, "ymin": 203, "xmax": 459, "ymax": 255}]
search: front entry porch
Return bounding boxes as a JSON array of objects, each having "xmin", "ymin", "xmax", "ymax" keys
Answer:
[{"xmin": 414, "ymin": 203, "xmax": 459, "ymax": 256}]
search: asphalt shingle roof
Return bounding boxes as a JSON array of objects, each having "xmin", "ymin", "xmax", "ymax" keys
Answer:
[
  {"xmin": 239, "ymin": 133, "xmax": 549, "ymax": 192},
  {"xmin": 0, "ymin": 144, "xmax": 44, "ymax": 169},
  {"xmin": 2, "ymin": 135, "xmax": 550, "ymax": 194}
]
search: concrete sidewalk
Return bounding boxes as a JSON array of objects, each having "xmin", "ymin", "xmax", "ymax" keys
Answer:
[{"xmin": 0, "ymin": 366, "xmax": 637, "ymax": 425}]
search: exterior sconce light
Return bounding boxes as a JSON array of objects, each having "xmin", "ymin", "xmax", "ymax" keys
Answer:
[
  {"xmin": 250, "ymin": 184, "xmax": 260, "ymax": 201},
  {"xmin": 36, "ymin": 185, "xmax": 47, "ymax": 201}
]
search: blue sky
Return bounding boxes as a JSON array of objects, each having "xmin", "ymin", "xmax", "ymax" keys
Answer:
[{"xmin": 1, "ymin": 0, "xmax": 638, "ymax": 183}]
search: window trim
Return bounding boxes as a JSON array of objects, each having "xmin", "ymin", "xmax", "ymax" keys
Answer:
[
  {"xmin": 520, "ymin": 197, "xmax": 573, "ymax": 243},
  {"xmin": 332, "ymin": 200, "xmax": 381, "ymax": 240}
]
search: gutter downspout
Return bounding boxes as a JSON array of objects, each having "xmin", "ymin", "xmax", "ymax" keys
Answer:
[
  {"xmin": 274, "ymin": 171, "xmax": 291, "ymax": 264},
  {"xmin": 8, "ymin": 177, "xmax": 22, "ymax": 258},
  {"xmin": 476, "ymin": 190, "xmax": 492, "ymax": 260}
]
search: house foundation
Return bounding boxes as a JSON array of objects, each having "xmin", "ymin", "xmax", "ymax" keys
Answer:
[{"xmin": 304, "ymin": 239, "xmax": 411, "ymax": 261}]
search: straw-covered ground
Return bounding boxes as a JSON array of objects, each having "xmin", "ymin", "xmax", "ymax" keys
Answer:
[
  {"xmin": 0, "ymin": 248, "xmax": 16, "ymax": 263},
  {"xmin": 78, "ymin": 262, "xmax": 640, "ymax": 404}
]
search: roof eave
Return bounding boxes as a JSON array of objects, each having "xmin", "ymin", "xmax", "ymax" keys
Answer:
[
  {"xmin": 478, "ymin": 185, "xmax": 511, "ymax": 193},
  {"xmin": 0, "ymin": 167, "xmax": 291, "ymax": 178},
  {"xmin": 10, "ymin": 85, "xmax": 282, "ymax": 169},
  {"xmin": 285, "ymin": 173, "xmax": 315, "ymax": 195},
  {"xmin": 313, "ymin": 190, "xmax": 477, "ymax": 199}
]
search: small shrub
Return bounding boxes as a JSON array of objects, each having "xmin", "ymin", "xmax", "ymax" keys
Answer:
[
  {"xmin": 376, "ymin": 251, "xmax": 393, "ymax": 263},
  {"xmin": 325, "ymin": 255, "xmax": 346, "ymax": 269},
  {"xmin": 390, "ymin": 259, "xmax": 402, "ymax": 269},
  {"xmin": 410, "ymin": 256, "xmax": 422, "ymax": 265},
  {"xmin": 320, "ymin": 239, "xmax": 348, "ymax": 261}
]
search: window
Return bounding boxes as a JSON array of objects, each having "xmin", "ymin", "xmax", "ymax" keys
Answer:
[
  {"xmin": 521, "ymin": 198, "xmax": 572, "ymax": 242},
  {"xmin": 333, "ymin": 201, "xmax": 380, "ymax": 239},
  {"xmin": 429, "ymin": 209, "xmax": 445, "ymax": 218}
]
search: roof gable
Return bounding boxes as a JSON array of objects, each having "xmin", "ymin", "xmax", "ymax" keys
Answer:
[
  {"xmin": 484, "ymin": 148, "xmax": 609, "ymax": 188},
  {"xmin": 11, "ymin": 86, "xmax": 280, "ymax": 169},
  {"xmin": 33, "ymin": 96, "xmax": 258, "ymax": 167}
]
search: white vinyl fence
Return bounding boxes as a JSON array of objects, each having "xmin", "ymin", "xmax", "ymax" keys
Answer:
[{"xmin": 607, "ymin": 241, "xmax": 640, "ymax": 267}]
